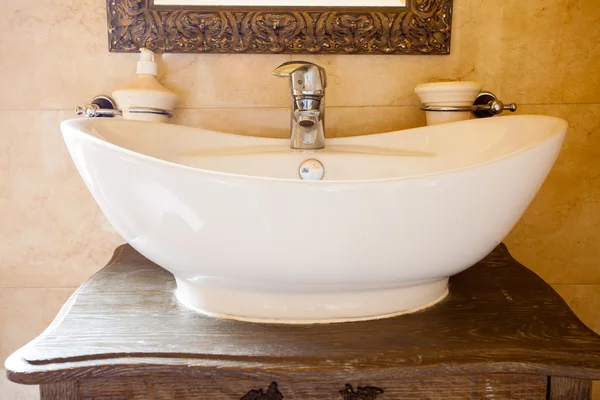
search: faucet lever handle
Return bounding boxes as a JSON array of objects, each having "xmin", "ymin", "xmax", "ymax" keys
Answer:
[{"xmin": 272, "ymin": 61, "xmax": 327, "ymax": 95}]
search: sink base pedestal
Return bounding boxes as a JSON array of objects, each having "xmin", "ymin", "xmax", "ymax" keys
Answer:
[{"xmin": 174, "ymin": 277, "xmax": 449, "ymax": 324}]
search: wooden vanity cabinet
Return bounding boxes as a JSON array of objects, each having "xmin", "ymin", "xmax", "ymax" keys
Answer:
[{"xmin": 6, "ymin": 244, "xmax": 600, "ymax": 399}]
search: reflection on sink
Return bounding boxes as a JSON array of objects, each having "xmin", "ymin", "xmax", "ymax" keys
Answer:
[{"xmin": 61, "ymin": 115, "xmax": 567, "ymax": 323}]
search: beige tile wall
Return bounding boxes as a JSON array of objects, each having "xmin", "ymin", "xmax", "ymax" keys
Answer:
[{"xmin": 0, "ymin": 0, "xmax": 599, "ymax": 397}]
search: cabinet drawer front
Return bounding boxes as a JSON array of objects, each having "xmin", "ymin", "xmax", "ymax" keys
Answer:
[{"xmin": 77, "ymin": 374, "xmax": 547, "ymax": 400}]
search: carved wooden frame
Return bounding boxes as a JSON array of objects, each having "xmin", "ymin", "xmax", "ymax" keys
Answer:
[{"xmin": 107, "ymin": 0, "xmax": 453, "ymax": 55}]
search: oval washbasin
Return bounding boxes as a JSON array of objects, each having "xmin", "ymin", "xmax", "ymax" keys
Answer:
[{"xmin": 61, "ymin": 115, "xmax": 567, "ymax": 323}]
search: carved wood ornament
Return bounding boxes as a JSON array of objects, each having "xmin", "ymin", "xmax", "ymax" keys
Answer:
[
  {"xmin": 239, "ymin": 383, "xmax": 383, "ymax": 400},
  {"xmin": 241, "ymin": 383, "xmax": 284, "ymax": 400},
  {"xmin": 340, "ymin": 384, "xmax": 384, "ymax": 400},
  {"xmin": 107, "ymin": 0, "xmax": 453, "ymax": 54}
]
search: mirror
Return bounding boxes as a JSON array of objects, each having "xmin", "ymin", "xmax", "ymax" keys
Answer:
[
  {"xmin": 155, "ymin": 0, "xmax": 406, "ymax": 6},
  {"xmin": 108, "ymin": 0, "xmax": 452, "ymax": 55}
]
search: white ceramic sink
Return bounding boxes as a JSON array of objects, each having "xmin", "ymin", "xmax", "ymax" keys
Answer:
[{"xmin": 61, "ymin": 115, "xmax": 567, "ymax": 323}]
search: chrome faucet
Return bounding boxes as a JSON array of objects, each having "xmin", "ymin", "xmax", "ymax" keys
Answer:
[{"xmin": 273, "ymin": 61, "xmax": 327, "ymax": 150}]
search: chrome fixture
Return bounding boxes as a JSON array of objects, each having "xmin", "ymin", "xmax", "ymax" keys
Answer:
[
  {"xmin": 420, "ymin": 92, "xmax": 518, "ymax": 118},
  {"xmin": 472, "ymin": 92, "xmax": 518, "ymax": 118},
  {"xmin": 273, "ymin": 61, "xmax": 327, "ymax": 150},
  {"xmin": 75, "ymin": 95, "xmax": 174, "ymax": 118},
  {"xmin": 299, "ymin": 158, "xmax": 325, "ymax": 181},
  {"xmin": 75, "ymin": 95, "xmax": 122, "ymax": 118}
]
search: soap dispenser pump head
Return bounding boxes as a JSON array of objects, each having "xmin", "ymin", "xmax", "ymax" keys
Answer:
[{"xmin": 137, "ymin": 48, "xmax": 158, "ymax": 76}]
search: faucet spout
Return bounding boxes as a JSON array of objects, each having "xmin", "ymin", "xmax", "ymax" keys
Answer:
[{"xmin": 273, "ymin": 61, "xmax": 327, "ymax": 150}]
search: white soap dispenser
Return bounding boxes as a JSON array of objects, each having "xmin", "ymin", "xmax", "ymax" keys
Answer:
[{"xmin": 112, "ymin": 48, "xmax": 178, "ymax": 123}]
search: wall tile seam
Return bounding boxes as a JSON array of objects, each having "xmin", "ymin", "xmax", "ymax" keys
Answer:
[
  {"xmin": 1, "ymin": 106, "xmax": 420, "ymax": 112},
  {"xmin": 551, "ymin": 284, "xmax": 600, "ymax": 287},
  {"xmin": 0, "ymin": 287, "xmax": 78, "ymax": 290},
  {"xmin": 1, "ymin": 103, "xmax": 599, "ymax": 112},
  {"xmin": 171, "ymin": 105, "xmax": 424, "ymax": 110},
  {"xmin": 1, "ymin": 284, "xmax": 598, "ymax": 290}
]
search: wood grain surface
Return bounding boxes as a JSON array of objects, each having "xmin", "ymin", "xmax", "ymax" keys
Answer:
[
  {"xmin": 73, "ymin": 374, "xmax": 547, "ymax": 400},
  {"xmin": 40, "ymin": 381, "xmax": 77, "ymax": 400},
  {"xmin": 6, "ymin": 244, "xmax": 600, "ymax": 385},
  {"xmin": 549, "ymin": 377, "xmax": 592, "ymax": 400}
]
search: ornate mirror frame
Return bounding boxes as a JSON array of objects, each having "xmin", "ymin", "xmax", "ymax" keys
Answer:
[{"xmin": 107, "ymin": 0, "xmax": 453, "ymax": 55}]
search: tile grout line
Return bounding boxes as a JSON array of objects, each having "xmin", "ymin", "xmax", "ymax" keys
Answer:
[
  {"xmin": 551, "ymin": 283, "xmax": 600, "ymax": 287},
  {"xmin": 2, "ymin": 106, "xmax": 420, "ymax": 111},
  {"xmin": 0, "ymin": 287, "xmax": 78, "ymax": 290},
  {"xmin": 1, "ymin": 102, "xmax": 600, "ymax": 112},
  {"xmin": 2, "ymin": 284, "xmax": 600, "ymax": 290}
]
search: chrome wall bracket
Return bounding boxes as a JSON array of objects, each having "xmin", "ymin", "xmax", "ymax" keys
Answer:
[
  {"xmin": 75, "ymin": 95, "xmax": 122, "ymax": 118},
  {"xmin": 420, "ymin": 92, "xmax": 518, "ymax": 118},
  {"xmin": 472, "ymin": 92, "xmax": 517, "ymax": 118},
  {"xmin": 75, "ymin": 95, "xmax": 174, "ymax": 119}
]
